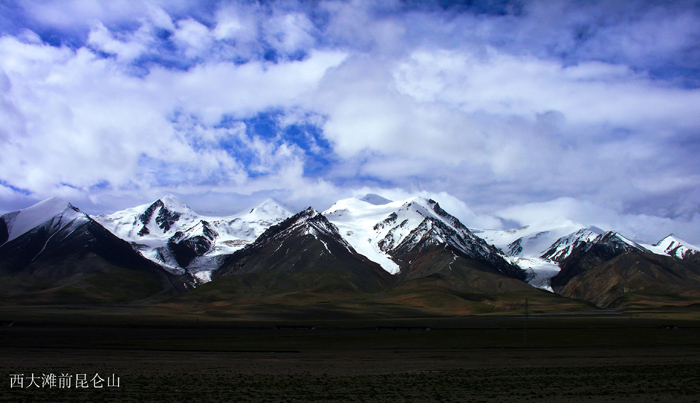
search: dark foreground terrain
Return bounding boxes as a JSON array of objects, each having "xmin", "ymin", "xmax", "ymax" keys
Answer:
[{"xmin": 2, "ymin": 308, "xmax": 700, "ymax": 402}]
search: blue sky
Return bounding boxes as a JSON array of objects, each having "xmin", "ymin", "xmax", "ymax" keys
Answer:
[{"xmin": 1, "ymin": 0, "xmax": 699, "ymax": 244}]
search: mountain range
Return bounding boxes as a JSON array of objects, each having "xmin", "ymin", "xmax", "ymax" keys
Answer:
[{"xmin": 1, "ymin": 194, "xmax": 698, "ymax": 312}]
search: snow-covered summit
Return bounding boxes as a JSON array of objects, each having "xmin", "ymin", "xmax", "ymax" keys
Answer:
[
  {"xmin": 324, "ymin": 196, "xmax": 416, "ymax": 274},
  {"xmin": 94, "ymin": 196, "xmax": 293, "ymax": 279},
  {"xmin": 245, "ymin": 199, "xmax": 294, "ymax": 224},
  {"xmin": 1, "ymin": 197, "xmax": 87, "ymax": 245},
  {"xmin": 259, "ymin": 207, "xmax": 344, "ymax": 241},
  {"xmin": 359, "ymin": 193, "xmax": 393, "ymax": 205},
  {"xmin": 477, "ymin": 223, "xmax": 604, "ymax": 292},
  {"xmin": 647, "ymin": 234, "xmax": 700, "ymax": 260},
  {"xmin": 324, "ymin": 195, "xmax": 516, "ymax": 276},
  {"xmin": 476, "ymin": 218, "xmax": 587, "ymax": 258},
  {"xmin": 160, "ymin": 194, "xmax": 194, "ymax": 213},
  {"xmin": 542, "ymin": 228, "xmax": 648, "ymax": 263},
  {"xmin": 95, "ymin": 195, "xmax": 197, "ymax": 240},
  {"xmin": 540, "ymin": 227, "xmax": 604, "ymax": 262}
]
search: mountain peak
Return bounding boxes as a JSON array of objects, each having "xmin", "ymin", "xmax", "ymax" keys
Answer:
[
  {"xmin": 299, "ymin": 206, "xmax": 319, "ymax": 217},
  {"xmin": 654, "ymin": 233, "xmax": 678, "ymax": 246},
  {"xmin": 359, "ymin": 193, "xmax": 393, "ymax": 205},
  {"xmin": 246, "ymin": 206, "xmax": 339, "ymax": 252},
  {"xmin": 649, "ymin": 233, "xmax": 699, "ymax": 259},
  {"xmin": 542, "ymin": 227, "xmax": 647, "ymax": 263},
  {"xmin": 540, "ymin": 227, "xmax": 604, "ymax": 262},
  {"xmin": 600, "ymin": 231, "xmax": 647, "ymax": 252},
  {"xmin": 33, "ymin": 196, "xmax": 71, "ymax": 211},
  {"xmin": 134, "ymin": 195, "xmax": 196, "ymax": 235},
  {"xmin": 247, "ymin": 198, "xmax": 294, "ymax": 218},
  {"xmin": 586, "ymin": 225, "xmax": 605, "ymax": 235},
  {"xmin": 2, "ymin": 197, "xmax": 78, "ymax": 244},
  {"xmin": 159, "ymin": 194, "xmax": 192, "ymax": 212}
]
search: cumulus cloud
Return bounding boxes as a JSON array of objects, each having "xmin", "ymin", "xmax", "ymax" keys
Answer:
[
  {"xmin": 146, "ymin": 49, "xmax": 346, "ymax": 124},
  {"xmin": 393, "ymin": 49, "xmax": 700, "ymax": 128},
  {"xmin": 0, "ymin": 0, "xmax": 698, "ymax": 246},
  {"xmin": 17, "ymin": 0, "xmax": 186, "ymax": 31},
  {"xmin": 0, "ymin": 27, "xmax": 344, "ymax": 202}
]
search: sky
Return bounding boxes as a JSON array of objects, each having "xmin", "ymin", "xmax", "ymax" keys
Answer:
[{"xmin": 0, "ymin": 0, "xmax": 699, "ymax": 244}]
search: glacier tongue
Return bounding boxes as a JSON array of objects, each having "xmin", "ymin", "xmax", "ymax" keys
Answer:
[{"xmin": 474, "ymin": 225, "xmax": 568, "ymax": 291}]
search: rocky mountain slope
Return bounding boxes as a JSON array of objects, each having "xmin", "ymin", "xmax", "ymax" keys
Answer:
[
  {"xmin": 94, "ymin": 195, "xmax": 292, "ymax": 282},
  {"xmin": 0, "ymin": 198, "xmax": 192, "ymax": 304},
  {"xmin": 324, "ymin": 195, "xmax": 525, "ymax": 281},
  {"xmin": 2, "ymin": 194, "xmax": 699, "ymax": 310},
  {"xmin": 206, "ymin": 207, "xmax": 391, "ymax": 299}
]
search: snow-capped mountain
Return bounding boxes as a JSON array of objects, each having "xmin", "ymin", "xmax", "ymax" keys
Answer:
[
  {"xmin": 0, "ymin": 197, "xmax": 89, "ymax": 247},
  {"xmin": 477, "ymin": 216, "xmax": 695, "ymax": 290},
  {"xmin": 541, "ymin": 227, "xmax": 606, "ymax": 262},
  {"xmin": 555, "ymin": 232, "xmax": 700, "ymax": 308},
  {"xmin": 323, "ymin": 196, "xmax": 403, "ymax": 274},
  {"xmin": 480, "ymin": 217, "xmax": 700, "ymax": 293},
  {"xmin": 212, "ymin": 207, "xmax": 390, "ymax": 294},
  {"xmin": 236, "ymin": 206, "xmax": 356, "ymax": 260},
  {"xmin": 477, "ymin": 219, "xmax": 583, "ymax": 259},
  {"xmin": 646, "ymin": 234, "xmax": 700, "ymax": 260},
  {"xmin": 94, "ymin": 195, "xmax": 293, "ymax": 281},
  {"xmin": 544, "ymin": 230, "xmax": 648, "ymax": 263},
  {"xmin": 476, "ymin": 220, "xmax": 587, "ymax": 291},
  {"xmin": 0, "ymin": 198, "xmax": 193, "ymax": 302},
  {"xmin": 2, "ymin": 195, "xmax": 700, "ymax": 309},
  {"xmin": 544, "ymin": 230, "xmax": 650, "ymax": 293},
  {"xmin": 324, "ymin": 195, "xmax": 524, "ymax": 280}
]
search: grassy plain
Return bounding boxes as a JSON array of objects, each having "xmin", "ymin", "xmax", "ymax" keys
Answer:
[{"xmin": 1, "ymin": 304, "xmax": 700, "ymax": 402}]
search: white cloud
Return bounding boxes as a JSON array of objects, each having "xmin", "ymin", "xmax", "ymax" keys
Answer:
[
  {"xmin": 308, "ymin": 38, "xmax": 700, "ymax": 224},
  {"xmin": 263, "ymin": 12, "xmax": 316, "ymax": 54},
  {"xmin": 172, "ymin": 18, "xmax": 212, "ymax": 59},
  {"xmin": 18, "ymin": 0, "xmax": 188, "ymax": 30},
  {"xmin": 213, "ymin": 3, "xmax": 260, "ymax": 45},
  {"xmin": 87, "ymin": 22, "xmax": 150, "ymax": 61},
  {"xmin": 1, "ymin": 0, "xmax": 699, "ymax": 245},
  {"xmin": 0, "ymin": 31, "xmax": 345, "ymax": 201},
  {"xmin": 147, "ymin": 49, "xmax": 346, "ymax": 124},
  {"xmin": 496, "ymin": 197, "xmax": 700, "ymax": 246},
  {"xmin": 393, "ymin": 48, "xmax": 700, "ymax": 128}
]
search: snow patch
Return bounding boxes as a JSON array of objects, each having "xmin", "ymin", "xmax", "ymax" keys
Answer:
[
  {"xmin": 3, "ymin": 197, "xmax": 72, "ymax": 243},
  {"xmin": 645, "ymin": 234, "xmax": 700, "ymax": 260},
  {"xmin": 193, "ymin": 270, "xmax": 212, "ymax": 283},
  {"xmin": 94, "ymin": 197, "xmax": 292, "ymax": 274}
]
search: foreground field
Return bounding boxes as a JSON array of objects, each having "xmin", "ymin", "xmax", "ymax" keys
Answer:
[
  {"xmin": 2, "ymin": 346, "xmax": 700, "ymax": 402},
  {"xmin": 2, "ymin": 307, "xmax": 700, "ymax": 402}
]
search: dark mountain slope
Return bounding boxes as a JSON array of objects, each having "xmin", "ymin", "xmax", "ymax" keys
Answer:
[
  {"xmin": 0, "ymin": 217, "xmax": 8, "ymax": 246},
  {"xmin": 0, "ymin": 205, "xmax": 193, "ymax": 304},
  {"xmin": 384, "ymin": 245, "xmax": 591, "ymax": 315},
  {"xmin": 559, "ymin": 251, "xmax": 700, "ymax": 309},
  {"xmin": 371, "ymin": 198, "xmax": 526, "ymax": 281},
  {"xmin": 202, "ymin": 208, "xmax": 391, "ymax": 301},
  {"xmin": 549, "ymin": 231, "xmax": 648, "ymax": 293}
]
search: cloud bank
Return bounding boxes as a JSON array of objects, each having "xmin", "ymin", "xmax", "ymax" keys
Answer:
[{"xmin": 0, "ymin": 0, "xmax": 698, "ymax": 244}]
